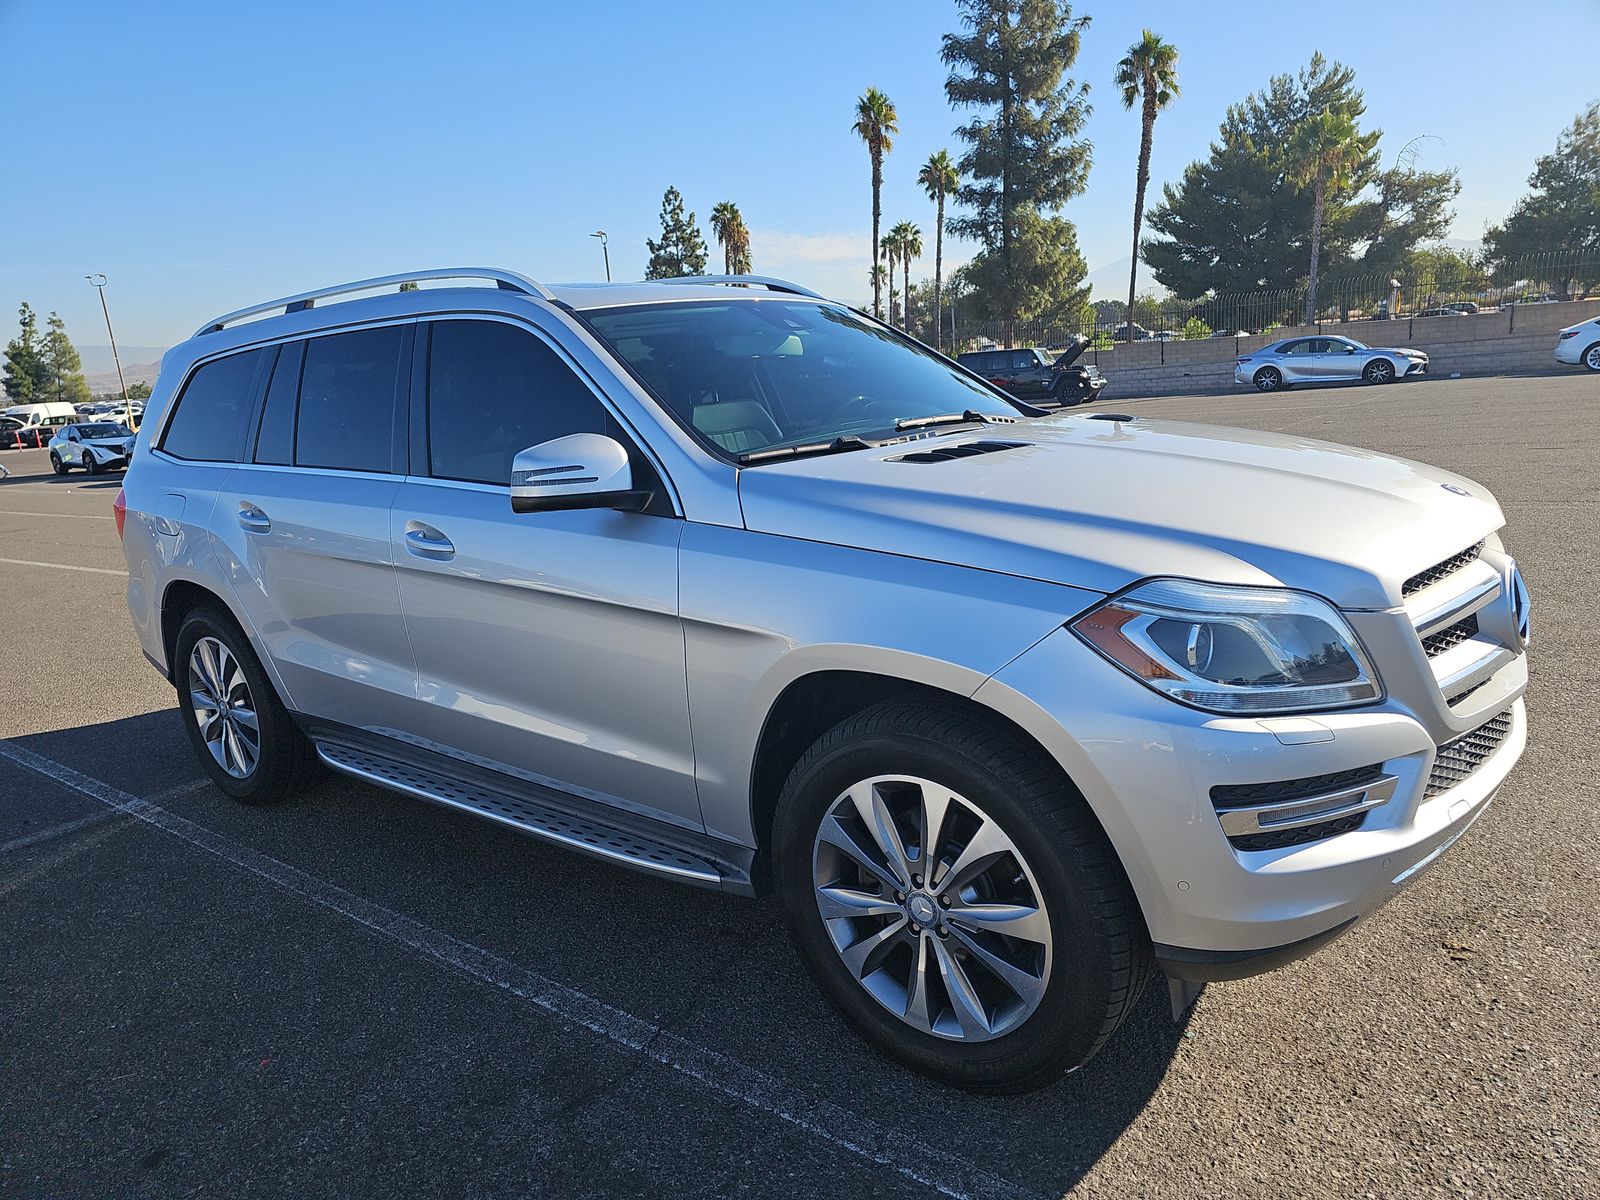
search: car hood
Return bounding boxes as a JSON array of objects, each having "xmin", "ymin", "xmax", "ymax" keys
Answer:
[
  {"xmin": 1049, "ymin": 335, "xmax": 1089, "ymax": 368},
  {"xmin": 735, "ymin": 415, "xmax": 1503, "ymax": 610},
  {"xmin": 1364, "ymin": 345, "xmax": 1427, "ymax": 357}
]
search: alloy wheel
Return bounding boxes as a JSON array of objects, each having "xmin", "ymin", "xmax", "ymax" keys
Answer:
[
  {"xmin": 1367, "ymin": 360, "xmax": 1394, "ymax": 384},
  {"xmin": 1585, "ymin": 343, "xmax": 1600, "ymax": 372},
  {"xmin": 811, "ymin": 775, "xmax": 1052, "ymax": 1042},
  {"xmin": 188, "ymin": 636, "xmax": 261, "ymax": 778}
]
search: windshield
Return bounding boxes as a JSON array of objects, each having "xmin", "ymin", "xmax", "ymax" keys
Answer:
[
  {"xmin": 583, "ymin": 300, "xmax": 1020, "ymax": 459},
  {"xmin": 77, "ymin": 422, "xmax": 132, "ymax": 437}
]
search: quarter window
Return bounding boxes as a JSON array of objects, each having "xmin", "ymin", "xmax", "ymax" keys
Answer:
[
  {"xmin": 425, "ymin": 320, "xmax": 611, "ymax": 486},
  {"xmin": 296, "ymin": 327, "xmax": 406, "ymax": 473},
  {"xmin": 161, "ymin": 349, "xmax": 267, "ymax": 462}
]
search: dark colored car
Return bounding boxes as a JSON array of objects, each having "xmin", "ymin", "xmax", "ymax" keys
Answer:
[
  {"xmin": 957, "ymin": 339, "xmax": 1107, "ymax": 407},
  {"xmin": 0, "ymin": 420, "xmax": 52, "ymax": 449}
]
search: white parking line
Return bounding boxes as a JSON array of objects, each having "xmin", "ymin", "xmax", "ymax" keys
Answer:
[
  {"xmin": 0, "ymin": 558, "xmax": 126, "ymax": 576},
  {"xmin": 0, "ymin": 740, "xmax": 1031, "ymax": 1200}
]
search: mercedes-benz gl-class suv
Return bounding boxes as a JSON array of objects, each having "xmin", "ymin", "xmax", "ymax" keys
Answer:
[{"xmin": 118, "ymin": 269, "xmax": 1530, "ymax": 1093}]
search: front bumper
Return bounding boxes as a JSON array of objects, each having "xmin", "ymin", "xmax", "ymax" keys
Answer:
[
  {"xmin": 1404, "ymin": 356, "xmax": 1429, "ymax": 376},
  {"xmin": 975, "ymin": 626, "xmax": 1526, "ymax": 977}
]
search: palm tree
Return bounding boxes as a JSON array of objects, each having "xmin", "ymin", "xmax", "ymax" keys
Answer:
[
  {"xmin": 917, "ymin": 150, "xmax": 959, "ymax": 346},
  {"xmin": 868, "ymin": 263, "xmax": 888, "ymax": 306},
  {"xmin": 1286, "ymin": 106, "xmax": 1377, "ymax": 324},
  {"xmin": 889, "ymin": 220, "xmax": 922, "ymax": 330},
  {"xmin": 1115, "ymin": 30, "xmax": 1180, "ymax": 344},
  {"xmin": 852, "ymin": 87, "xmax": 899, "ymax": 319},
  {"xmin": 881, "ymin": 228, "xmax": 903, "ymax": 324},
  {"xmin": 709, "ymin": 201, "xmax": 752, "ymax": 275}
]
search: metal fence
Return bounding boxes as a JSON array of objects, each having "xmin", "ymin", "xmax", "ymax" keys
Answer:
[{"xmin": 944, "ymin": 251, "xmax": 1600, "ymax": 352}]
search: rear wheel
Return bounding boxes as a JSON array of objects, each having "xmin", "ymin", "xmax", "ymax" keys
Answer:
[
  {"xmin": 1582, "ymin": 342, "xmax": 1600, "ymax": 372},
  {"xmin": 174, "ymin": 607, "xmax": 316, "ymax": 803},
  {"xmin": 774, "ymin": 699, "xmax": 1150, "ymax": 1094},
  {"xmin": 1363, "ymin": 358, "xmax": 1395, "ymax": 385},
  {"xmin": 1253, "ymin": 366, "xmax": 1282, "ymax": 392}
]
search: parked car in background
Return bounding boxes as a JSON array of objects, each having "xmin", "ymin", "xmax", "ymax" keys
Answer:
[
  {"xmin": 1209, "ymin": 328, "xmax": 1249, "ymax": 338},
  {"xmin": 0, "ymin": 409, "xmax": 76, "ymax": 447},
  {"xmin": 48, "ymin": 420, "xmax": 136, "ymax": 474},
  {"xmin": 1555, "ymin": 315, "xmax": 1600, "ymax": 372},
  {"xmin": 1111, "ymin": 322, "xmax": 1150, "ymax": 342},
  {"xmin": 1445, "ymin": 302, "xmax": 1482, "ymax": 315},
  {"xmin": 119, "ymin": 267, "xmax": 1529, "ymax": 1092},
  {"xmin": 1412, "ymin": 307, "xmax": 1467, "ymax": 318},
  {"xmin": 1235, "ymin": 335, "xmax": 1429, "ymax": 392},
  {"xmin": 1149, "ymin": 329, "xmax": 1181, "ymax": 341},
  {"xmin": 957, "ymin": 339, "xmax": 1107, "ymax": 406},
  {"xmin": 3, "ymin": 401, "xmax": 80, "ymax": 430}
]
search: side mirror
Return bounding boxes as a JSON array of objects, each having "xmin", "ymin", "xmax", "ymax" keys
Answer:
[{"xmin": 510, "ymin": 433, "xmax": 651, "ymax": 515}]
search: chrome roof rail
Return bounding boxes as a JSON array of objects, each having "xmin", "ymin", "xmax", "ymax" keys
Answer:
[
  {"xmin": 650, "ymin": 275, "xmax": 827, "ymax": 300},
  {"xmin": 194, "ymin": 267, "xmax": 557, "ymax": 336}
]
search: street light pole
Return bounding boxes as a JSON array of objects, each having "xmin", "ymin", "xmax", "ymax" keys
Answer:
[
  {"xmin": 590, "ymin": 230, "xmax": 611, "ymax": 282},
  {"xmin": 86, "ymin": 274, "xmax": 134, "ymax": 430}
]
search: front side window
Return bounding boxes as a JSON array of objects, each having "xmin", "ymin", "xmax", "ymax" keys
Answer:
[
  {"xmin": 426, "ymin": 320, "xmax": 611, "ymax": 486},
  {"xmin": 584, "ymin": 300, "xmax": 1018, "ymax": 460},
  {"xmin": 296, "ymin": 327, "xmax": 405, "ymax": 473},
  {"xmin": 162, "ymin": 349, "xmax": 266, "ymax": 462}
]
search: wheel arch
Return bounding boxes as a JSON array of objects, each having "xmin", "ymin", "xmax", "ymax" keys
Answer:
[
  {"xmin": 156, "ymin": 576, "xmax": 294, "ymax": 709},
  {"xmin": 746, "ymin": 667, "xmax": 1125, "ymax": 900}
]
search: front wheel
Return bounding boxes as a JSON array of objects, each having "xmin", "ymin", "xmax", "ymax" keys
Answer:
[
  {"xmin": 83, "ymin": 450, "xmax": 102, "ymax": 475},
  {"xmin": 773, "ymin": 700, "xmax": 1150, "ymax": 1093},
  {"xmin": 1582, "ymin": 342, "xmax": 1600, "ymax": 372},
  {"xmin": 50, "ymin": 453, "xmax": 67, "ymax": 475},
  {"xmin": 1049, "ymin": 379, "xmax": 1083, "ymax": 407},
  {"xmin": 1253, "ymin": 366, "xmax": 1282, "ymax": 392},
  {"xmin": 1363, "ymin": 358, "xmax": 1396, "ymax": 385}
]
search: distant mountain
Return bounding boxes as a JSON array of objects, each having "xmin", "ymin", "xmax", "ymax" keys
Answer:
[
  {"xmin": 85, "ymin": 361, "xmax": 161, "ymax": 396},
  {"xmin": 76, "ymin": 345, "xmax": 168, "ymax": 377}
]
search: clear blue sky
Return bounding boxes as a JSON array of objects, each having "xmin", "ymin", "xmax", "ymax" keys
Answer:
[{"xmin": 2, "ymin": 0, "xmax": 1595, "ymax": 358}]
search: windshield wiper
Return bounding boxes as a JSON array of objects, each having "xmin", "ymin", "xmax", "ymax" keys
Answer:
[
  {"xmin": 894, "ymin": 408, "xmax": 995, "ymax": 432},
  {"xmin": 737, "ymin": 435, "xmax": 872, "ymax": 465}
]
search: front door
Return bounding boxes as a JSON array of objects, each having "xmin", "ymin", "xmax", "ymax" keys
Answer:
[{"xmin": 387, "ymin": 317, "xmax": 699, "ymax": 831}]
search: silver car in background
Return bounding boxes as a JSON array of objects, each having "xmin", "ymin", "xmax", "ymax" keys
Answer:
[
  {"xmin": 1236, "ymin": 335, "xmax": 1429, "ymax": 391},
  {"xmin": 117, "ymin": 268, "xmax": 1527, "ymax": 1093}
]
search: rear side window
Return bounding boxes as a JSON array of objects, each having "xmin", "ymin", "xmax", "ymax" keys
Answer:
[
  {"xmin": 296, "ymin": 327, "xmax": 405, "ymax": 473},
  {"xmin": 253, "ymin": 341, "xmax": 304, "ymax": 466},
  {"xmin": 161, "ymin": 349, "xmax": 266, "ymax": 462},
  {"xmin": 425, "ymin": 320, "xmax": 611, "ymax": 486}
]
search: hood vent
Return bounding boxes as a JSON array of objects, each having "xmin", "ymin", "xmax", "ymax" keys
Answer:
[{"xmin": 891, "ymin": 439, "xmax": 1029, "ymax": 464}]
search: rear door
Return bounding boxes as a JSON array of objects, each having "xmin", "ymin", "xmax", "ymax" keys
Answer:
[
  {"xmin": 210, "ymin": 324, "xmax": 418, "ymax": 733},
  {"xmin": 386, "ymin": 316, "xmax": 699, "ymax": 829}
]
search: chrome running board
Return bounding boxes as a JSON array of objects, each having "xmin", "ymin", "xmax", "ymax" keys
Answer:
[{"xmin": 314, "ymin": 740, "xmax": 745, "ymax": 892}]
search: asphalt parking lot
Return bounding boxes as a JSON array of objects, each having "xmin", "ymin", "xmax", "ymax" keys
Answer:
[{"xmin": 3, "ymin": 372, "xmax": 1596, "ymax": 1199}]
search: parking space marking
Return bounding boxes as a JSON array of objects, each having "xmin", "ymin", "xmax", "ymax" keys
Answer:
[
  {"xmin": 0, "ymin": 558, "xmax": 126, "ymax": 576},
  {"xmin": 0, "ymin": 808, "xmax": 121, "ymax": 856},
  {"xmin": 0, "ymin": 739, "xmax": 1032, "ymax": 1200}
]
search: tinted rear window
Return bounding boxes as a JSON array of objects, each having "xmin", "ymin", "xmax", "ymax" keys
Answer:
[
  {"xmin": 161, "ymin": 350, "xmax": 266, "ymax": 462},
  {"xmin": 253, "ymin": 342, "xmax": 303, "ymax": 466},
  {"xmin": 295, "ymin": 327, "xmax": 405, "ymax": 473}
]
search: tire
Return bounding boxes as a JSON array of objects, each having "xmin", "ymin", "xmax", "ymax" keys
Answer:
[
  {"xmin": 773, "ymin": 699, "xmax": 1150, "ymax": 1094},
  {"xmin": 50, "ymin": 453, "xmax": 67, "ymax": 475},
  {"xmin": 1582, "ymin": 342, "xmax": 1600, "ymax": 372},
  {"xmin": 1048, "ymin": 380, "xmax": 1082, "ymax": 407},
  {"xmin": 1253, "ymin": 366, "xmax": 1282, "ymax": 392},
  {"xmin": 1363, "ymin": 358, "xmax": 1396, "ymax": 385},
  {"xmin": 83, "ymin": 450, "xmax": 101, "ymax": 475},
  {"xmin": 173, "ymin": 606, "xmax": 317, "ymax": 803}
]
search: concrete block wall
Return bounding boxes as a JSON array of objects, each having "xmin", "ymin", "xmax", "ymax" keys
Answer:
[{"xmin": 1080, "ymin": 298, "xmax": 1600, "ymax": 400}]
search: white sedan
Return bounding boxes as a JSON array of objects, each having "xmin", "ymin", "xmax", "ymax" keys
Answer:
[
  {"xmin": 48, "ymin": 421, "xmax": 136, "ymax": 475},
  {"xmin": 1555, "ymin": 316, "xmax": 1600, "ymax": 372},
  {"xmin": 1234, "ymin": 335, "xmax": 1429, "ymax": 392}
]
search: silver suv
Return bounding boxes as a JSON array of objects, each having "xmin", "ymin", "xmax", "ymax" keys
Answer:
[{"xmin": 119, "ymin": 269, "xmax": 1530, "ymax": 1092}]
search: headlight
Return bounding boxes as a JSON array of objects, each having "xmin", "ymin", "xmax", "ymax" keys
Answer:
[{"xmin": 1070, "ymin": 579, "xmax": 1381, "ymax": 715}]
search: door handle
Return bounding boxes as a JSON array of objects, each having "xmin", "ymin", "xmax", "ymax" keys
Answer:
[
  {"xmin": 238, "ymin": 503, "xmax": 271, "ymax": 533},
  {"xmin": 404, "ymin": 522, "xmax": 455, "ymax": 559}
]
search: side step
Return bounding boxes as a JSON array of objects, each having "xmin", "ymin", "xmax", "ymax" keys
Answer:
[{"xmin": 314, "ymin": 741, "xmax": 741, "ymax": 892}]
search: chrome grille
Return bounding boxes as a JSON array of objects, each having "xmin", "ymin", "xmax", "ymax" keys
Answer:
[
  {"xmin": 1425, "ymin": 708, "xmax": 1514, "ymax": 799},
  {"xmin": 1404, "ymin": 541, "xmax": 1485, "ymax": 598},
  {"xmin": 1421, "ymin": 612, "xmax": 1479, "ymax": 658}
]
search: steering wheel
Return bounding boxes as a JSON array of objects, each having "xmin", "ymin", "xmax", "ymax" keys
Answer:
[{"xmin": 822, "ymin": 393, "xmax": 892, "ymax": 426}]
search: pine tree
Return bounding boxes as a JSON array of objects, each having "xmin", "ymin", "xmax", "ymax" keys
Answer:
[
  {"xmin": 41, "ymin": 312, "xmax": 91, "ymax": 406},
  {"xmin": 1143, "ymin": 55, "xmax": 1457, "ymax": 298},
  {"xmin": 3, "ymin": 302, "xmax": 46, "ymax": 403},
  {"xmin": 644, "ymin": 187, "xmax": 709, "ymax": 279},
  {"xmin": 1484, "ymin": 102, "xmax": 1600, "ymax": 295},
  {"xmin": 942, "ymin": 0, "xmax": 1094, "ymax": 343}
]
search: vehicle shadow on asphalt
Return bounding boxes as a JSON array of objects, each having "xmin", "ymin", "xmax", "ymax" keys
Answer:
[{"xmin": 9, "ymin": 707, "xmax": 1189, "ymax": 1197}]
